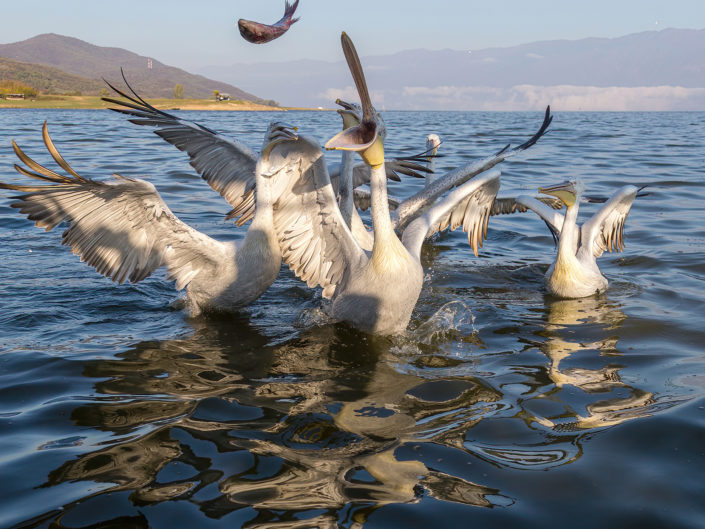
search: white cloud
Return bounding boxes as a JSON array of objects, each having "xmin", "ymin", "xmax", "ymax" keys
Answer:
[
  {"xmin": 317, "ymin": 86, "xmax": 386, "ymax": 108},
  {"xmin": 513, "ymin": 85, "xmax": 705, "ymax": 111},
  {"xmin": 393, "ymin": 84, "xmax": 705, "ymax": 110},
  {"xmin": 526, "ymin": 53, "xmax": 544, "ymax": 60},
  {"xmin": 318, "ymin": 84, "xmax": 705, "ymax": 111},
  {"xmin": 319, "ymin": 86, "xmax": 359, "ymax": 103}
]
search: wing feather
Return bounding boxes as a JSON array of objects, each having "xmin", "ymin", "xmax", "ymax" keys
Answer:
[
  {"xmin": 270, "ymin": 136, "xmax": 365, "ymax": 297},
  {"xmin": 514, "ymin": 195, "xmax": 566, "ymax": 241},
  {"xmin": 393, "ymin": 106, "xmax": 552, "ymax": 233},
  {"xmin": 579, "ymin": 185, "xmax": 639, "ymax": 259},
  {"xmin": 103, "ymin": 75, "xmax": 258, "ymax": 223},
  {"xmin": 1, "ymin": 127, "xmax": 230, "ymax": 289},
  {"xmin": 491, "ymin": 195, "xmax": 563, "ymax": 216},
  {"xmin": 402, "ymin": 170, "xmax": 501, "ymax": 258}
]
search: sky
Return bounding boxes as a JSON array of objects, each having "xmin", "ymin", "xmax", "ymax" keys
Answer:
[{"xmin": 1, "ymin": 0, "xmax": 705, "ymax": 71}]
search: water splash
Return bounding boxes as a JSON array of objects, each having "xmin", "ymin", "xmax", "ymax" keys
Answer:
[
  {"xmin": 410, "ymin": 301, "xmax": 477, "ymax": 346},
  {"xmin": 390, "ymin": 301, "xmax": 481, "ymax": 372},
  {"xmin": 293, "ymin": 304, "xmax": 337, "ymax": 329}
]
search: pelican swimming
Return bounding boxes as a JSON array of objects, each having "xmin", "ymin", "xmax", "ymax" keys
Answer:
[
  {"xmin": 266, "ymin": 32, "xmax": 502, "ymax": 334},
  {"xmin": 0, "ymin": 122, "xmax": 300, "ymax": 315},
  {"xmin": 515, "ymin": 179, "xmax": 643, "ymax": 298},
  {"xmin": 424, "ymin": 134, "xmax": 441, "ymax": 188}
]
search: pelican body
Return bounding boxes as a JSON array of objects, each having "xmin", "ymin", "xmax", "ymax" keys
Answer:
[
  {"xmin": 517, "ymin": 179, "xmax": 641, "ymax": 298},
  {"xmin": 269, "ymin": 33, "xmax": 500, "ymax": 334},
  {"xmin": 330, "ymin": 148, "xmax": 425, "ymax": 334},
  {"xmin": 0, "ymin": 123, "xmax": 298, "ymax": 315}
]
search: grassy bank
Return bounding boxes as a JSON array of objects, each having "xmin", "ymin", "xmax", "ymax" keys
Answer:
[{"xmin": 0, "ymin": 95, "xmax": 293, "ymax": 111}]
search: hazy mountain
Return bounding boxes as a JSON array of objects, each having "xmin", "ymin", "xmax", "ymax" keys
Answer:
[
  {"xmin": 0, "ymin": 33, "xmax": 266, "ymax": 101},
  {"xmin": 197, "ymin": 28, "xmax": 705, "ymax": 110}
]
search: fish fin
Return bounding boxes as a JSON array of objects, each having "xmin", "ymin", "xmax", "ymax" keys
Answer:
[{"xmin": 284, "ymin": 0, "xmax": 299, "ymax": 18}]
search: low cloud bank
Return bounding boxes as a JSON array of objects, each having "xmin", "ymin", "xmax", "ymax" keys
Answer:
[{"xmin": 319, "ymin": 85, "xmax": 705, "ymax": 111}]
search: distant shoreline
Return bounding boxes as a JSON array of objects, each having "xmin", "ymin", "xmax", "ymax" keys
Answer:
[{"xmin": 0, "ymin": 95, "xmax": 330, "ymax": 112}]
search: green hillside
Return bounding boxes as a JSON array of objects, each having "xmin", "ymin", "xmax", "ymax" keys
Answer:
[
  {"xmin": 0, "ymin": 56, "xmax": 104, "ymax": 95},
  {"xmin": 0, "ymin": 33, "xmax": 267, "ymax": 102}
]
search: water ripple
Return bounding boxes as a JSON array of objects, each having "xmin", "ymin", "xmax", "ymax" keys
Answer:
[{"xmin": 0, "ymin": 110, "xmax": 704, "ymax": 528}]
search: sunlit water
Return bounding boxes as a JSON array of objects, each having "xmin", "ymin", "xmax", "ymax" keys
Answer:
[{"xmin": 1, "ymin": 109, "xmax": 704, "ymax": 528}]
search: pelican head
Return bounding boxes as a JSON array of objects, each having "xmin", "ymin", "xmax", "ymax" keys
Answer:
[
  {"xmin": 335, "ymin": 99, "xmax": 362, "ymax": 129},
  {"xmin": 539, "ymin": 179, "xmax": 585, "ymax": 207},
  {"xmin": 425, "ymin": 134, "xmax": 441, "ymax": 160},
  {"xmin": 325, "ymin": 33, "xmax": 385, "ymax": 168},
  {"xmin": 261, "ymin": 122, "xmax": 298, "ymax": 160}
]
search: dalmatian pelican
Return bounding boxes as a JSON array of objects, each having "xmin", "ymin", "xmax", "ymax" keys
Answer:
[
  {"xmin": 516, "ymin": 179, "xmax": 644, "ymax": 298},
  {"xmin": 267, "ymin": 32, "xmax": 503, "ymax": 334},
  {"xmin": 0, "ymin": 122, "xmax": 300, "ymax": 315}
]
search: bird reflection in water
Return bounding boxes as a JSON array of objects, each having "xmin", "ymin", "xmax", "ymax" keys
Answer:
[
  {"xmin": 40, "ymin": 316, "xmax": 510, "ymax": 527},
  {"xmin": 36, "ymin": 296, "xmax": 662, "ymax": 526},
  {"xmin": 537, "ymin": 295, "xmax": 655, "ymax": 430},
  {"xmin": 459, "ymin": 294, "xmax": 657, "ymax": 473}
]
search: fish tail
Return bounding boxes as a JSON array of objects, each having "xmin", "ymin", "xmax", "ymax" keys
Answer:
[{"xmin": 284, "ymin": 0, "xmax": 299, "ymax": 19}]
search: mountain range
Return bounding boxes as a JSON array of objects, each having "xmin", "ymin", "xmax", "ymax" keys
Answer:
[
  {"xmin": 0, "ymin": 33, "xmax": 265, "ymax": 102},
  {"xmin": 1, "ymin": 29, "xmax": 704, "ymax": 110},
  {"xmin": 197, "ymin": 28, "xmax": 705, "ymax": 111}
]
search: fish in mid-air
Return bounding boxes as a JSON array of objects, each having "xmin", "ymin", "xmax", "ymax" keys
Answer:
[{"xmin": 238, "ymin": 0, "xmax": 300, "ymax": 44}]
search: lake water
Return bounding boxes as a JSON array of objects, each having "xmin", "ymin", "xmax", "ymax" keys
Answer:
[{"xmin": 1, "ymin": 108, "xmax": 704, "ymax": 528}]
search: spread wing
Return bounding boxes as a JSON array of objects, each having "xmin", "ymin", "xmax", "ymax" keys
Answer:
[
  {"xmin": 1, "ymin": 123, "xmax": 231, "ymax": 289},
  {"xmin": 102, "ymin": 73, "xmax": 258, "ymax": 225},
  {"xmin": 579, "ymin": 185, "xmax": 639, "ymax": 259},
  {"xmin": 402, "ymin": 169, "xmax": 501, "ymax": 258},
  {"xmin": 269, "ymin": 136, "xmax": 366, "ymax": 298},
  {"xmin": 393, "ymin": 106, "xmax": 552, "ymax": 233}
]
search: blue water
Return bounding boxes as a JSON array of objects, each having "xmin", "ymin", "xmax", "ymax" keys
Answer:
[{"xmin": 1, "ymin": 108, "xmax": 704, "ymax": 528}]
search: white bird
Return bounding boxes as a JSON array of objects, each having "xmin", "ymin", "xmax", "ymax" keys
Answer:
[
  {"xmin": 516, "ymin": 179, "xmax": 643, "ymax": 298},
  {"xmin": 424, "ymin": 133, "xmax": 441, "ymax": 188},
  {"xmin": 0, "ymin": 122, "xmax": 299, "ymax": 315},
  {"xmin": 331, "ymin": 99, "xmax": 435, "ymax": 251},
  {"xmin": 269, "ymin": 33, "xmax": 502, "ymax": 334}
]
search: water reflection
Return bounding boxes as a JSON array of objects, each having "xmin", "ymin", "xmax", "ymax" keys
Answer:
[
  {"xmin": 40, "ymin": 317, "xmax": 509, "ymax": 526},
  {"xmin": 540, "ymin": 296, "xmax": 655, "ymax": 431},
  {"xmin": 33, "ymin": 296, "xmax": 663, "ymax": 525},
  {"xmin": 461, "ymin": 294, "xmax": 658, "ymax": 472}
]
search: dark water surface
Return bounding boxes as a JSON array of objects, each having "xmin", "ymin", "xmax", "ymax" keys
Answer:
[{"xmin": 1, "ymin": 109, "xmax": 704, "ymax": 528}]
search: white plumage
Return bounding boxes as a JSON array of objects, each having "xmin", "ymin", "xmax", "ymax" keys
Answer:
[
  {"xmin": 0, "ymin": 122, "xmax": 300, "ymax": 315},
  {"xmin": 517, "ymin": 179, "xmax": 642, "ymax": 298}
]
